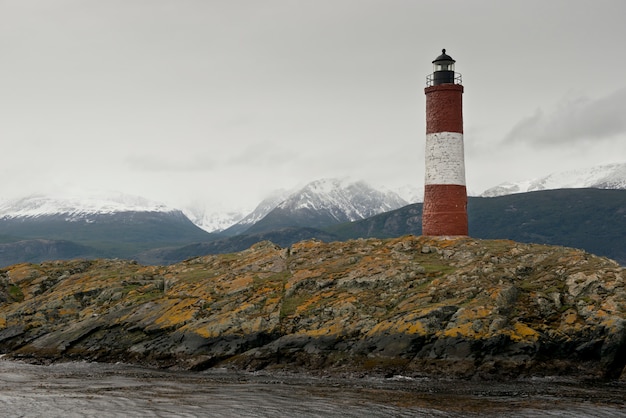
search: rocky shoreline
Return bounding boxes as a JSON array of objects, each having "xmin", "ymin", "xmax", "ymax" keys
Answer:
[{"xmin": 1, "ymin": 236, "xmax": 624, "ymax": 380}]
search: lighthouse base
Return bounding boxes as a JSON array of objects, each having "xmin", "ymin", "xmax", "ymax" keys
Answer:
[{"xmin": 422, "ymin": 184, "xmax": 468, "ymax": 236}]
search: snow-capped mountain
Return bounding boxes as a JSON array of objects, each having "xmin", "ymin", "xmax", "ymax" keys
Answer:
[
  {"xmin": 276, "ymin": 178, "xmax": 407, "ymax": 220},
  {"xmin": 0, "ymin": 191, "xmax": 175, "ymax": 219},
  {"xmin": 218, "ymin": 189, "xmax": 293, "ymax": 236},
  {"xmin": 0, "ymin": 190, "xmax": 213, "ymax": 266},
  {"xmin": 481, "ymin": 163, "xmax": 626, "ymax": 197},
  {"xmin": 182, "ymin": 205, "xmax": 249, "ymax": 234},
  {"xmin": 237, "ymin": 178, "xmax": 409, "ymax": 235},
  {"xmin": 186, "ymin": 181, "xmax": 420, "ymax": 234}
]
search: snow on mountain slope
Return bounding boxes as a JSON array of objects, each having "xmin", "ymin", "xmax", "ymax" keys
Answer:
[
  {"xmin": 218, "ymin": 189, "xmax": 297, "ymax": 235},
  {"xmin": 275, "ymin": 178, "xmax": 408, "ymax": 221},
  {"xmin": 233, "ymin": 189, "xmax": 293, "ymax": 228},
  {"xmin": 0, "ymin": 191, "xmax": 175, "ymax": 219},
  {"xmin": 393, "ymin": 184, "xmax": 424, "ymax": 203},
  {"xmin": 481, "ymin": 163, "xmax": 626, "ymax": 197},
  {"xmin": 222, "ymin": 178, "xmax": 410, "ymax": 235},
  {"xmin": 182, "ymin": 207, "xmax": 247, "ymax": 234}
]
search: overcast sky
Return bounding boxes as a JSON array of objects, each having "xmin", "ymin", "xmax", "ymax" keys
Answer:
[{"xmin": 2, "ymin": 0, "xmax": 625, "ymax": 211}]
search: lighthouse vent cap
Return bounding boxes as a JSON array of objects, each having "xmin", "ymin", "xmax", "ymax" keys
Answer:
[{"xmin": 432, "ymin": 48, "xmax": 455, "ymax": 64}]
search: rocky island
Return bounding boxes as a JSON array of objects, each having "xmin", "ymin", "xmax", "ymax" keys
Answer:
[{"xmin": 1, "ymin": 236, "xmax": 624, "ymax": 380}]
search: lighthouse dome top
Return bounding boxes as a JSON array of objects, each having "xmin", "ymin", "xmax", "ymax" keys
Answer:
[
  {"xmin": 427, "ymin": 49, "xmax": 462, "ymax": 87},
  {"xmin": 432, "ymin": 49, "xmax": 455, "ymax": 64}
]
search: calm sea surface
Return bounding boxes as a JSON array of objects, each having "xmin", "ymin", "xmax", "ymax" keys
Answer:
[{"xmin": 0, "ymin": 359, "xmax": 624, "ymax": 417}]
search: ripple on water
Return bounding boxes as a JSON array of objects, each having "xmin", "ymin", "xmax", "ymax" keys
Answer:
[{"xmin": 0, "ymin": 361, "xmax": 624, "ymax": 417}]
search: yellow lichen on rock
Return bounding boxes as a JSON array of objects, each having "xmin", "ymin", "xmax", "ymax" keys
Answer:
[
  {"xmin": 0, "ymin": 236, "xmax": 624, "ymax": 379},
  {"xmin": 153, "ymin": 298, "xmax": 198, "ymax": 328},
  {"xmin": 509, "ymin": 322, "xmax": 540, "ymax": 342}
]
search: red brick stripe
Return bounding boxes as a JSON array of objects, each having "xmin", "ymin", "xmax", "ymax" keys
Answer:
[
  {"xmin": 422, "ymin": 184, "xmax": 468, "ymax": 235},
  {"xmin": 425, "ymin": 84, "xmax": 464, "ymax": 134}
]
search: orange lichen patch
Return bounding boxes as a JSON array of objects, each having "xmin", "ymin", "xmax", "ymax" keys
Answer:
[
  {"xmin": 599, "ymin": 317, "xmax": 621, "ymax": 331},
  {"xmin": 293, "ymin": 291, "xmax": 345, "ymax": 316},
  {"xmin": 256, "ymin": 285, "xmax": 282, "ymax": 295},
  {"xmin": 509, "ymin": 322, "xmax": 540, "ymax": 342},
  {"xmin": 182, "ymin": 316, "xmax": 232, "ymax": 339},
  {"xmin": 222, "ymin": 275, "xmax": 253, "ymax": 294},
  {"xmin": 6, "ymin": 264, "xmax": 40, "ymax": 282},
  {"xmin": 561, "ymin": 309, "xmax": 579, "ymax": 325},
  {"xmin": 0, "ymin": 315, "xmax": 6, "ymax": 328},
  {"xmin": 233, "ymin": 302, "xmax": 258, "ymax": 315},
  {"xmin": 287, "ymin": 270, "xmax": 322, "ymax": 287},
  {"xmin": 153, "ymin": 298, "xmax": 198, "ymax": 328},
  {"xmin": 594, "ymin": 309, "xmax": 609, "ymax": 318},
  {"xmin": 58, "ymin": 308, "xmax": 77, "ymax": 317},
  {"xmin": 291, "ymin": 240, "xmax": 324, "ymax": 252},
  {"xmin": 188, "ymin": 326, "xmax": 213, "ymax": 339},
  {"xmin": 366, "ymin": 315, "xmax": 426, "ymax": 336},
  {"xmin": 442, "ymin": 322, "xmax": 478, "ymax": 338},
  {"xmin": 600, "ymin": 299, "xmax": 620, "ymax": 314},
  {"xmin": 78, "ymin": 307, "xmax": 98, "ymax": 319},
  {"xmin": 184, "ymin": 308, "xmax": 252, "ymax": 338},
  {"xmin": 393, "ymin": 320, "xmax": 426, "ymax": 335},
  {"xmin": 176, "ymin": 287, "xmax": 214, "ymax": 303},
  {"xmin": 394, "ymin": 294, "xmax": 422, "ymax": 312},
  {"xmin": 304, "ymin": 323, "xmax": 343, "ymax": 337},
  {"xmin": 455, "ymin": 306, "xmax": 492, "ymax": 321},
  {"xmin": 294, "ymin": 294, "xmax": 323, "ymax": 316},
  {"xmin": 240, "ymin": 316, "xmax": 271, "ymax": 334},
  {"xmin": 264, "ymin": 296, "xmax": 281, "ymax": 311}
]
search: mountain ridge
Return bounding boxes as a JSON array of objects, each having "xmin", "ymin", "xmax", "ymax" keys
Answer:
[
  {"xmin": 2, "ymin": 163, "xmax": 623, "ymax": 234},
  {"xmin": 234, "ymin": 179, "xmax": 408, "ymax": 235},
  {"xmin": 482, "ymin": 162, "xmax": 626, "ymax": 197},
  {"xmin": 0, "ymin": 164, "xmax": 623, "ymax": 267},
  {"xmin": 0, "ymin": 192, "xmax": 175, "ymax": 219}
]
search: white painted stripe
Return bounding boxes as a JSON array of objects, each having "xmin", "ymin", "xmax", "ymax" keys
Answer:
[{"xmin": 424, "ymin": 132, "xmax": 466, "ymax": 185}]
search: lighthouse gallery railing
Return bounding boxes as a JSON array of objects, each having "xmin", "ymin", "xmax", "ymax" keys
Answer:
[{"xmin": 426, "ymin": 72, "xmax": 463, "ymax": 87}]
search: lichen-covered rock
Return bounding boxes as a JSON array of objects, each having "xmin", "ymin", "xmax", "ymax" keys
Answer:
[{"xmin": 0, "ymin": 236, "xmax": 624, "ymax": 380}]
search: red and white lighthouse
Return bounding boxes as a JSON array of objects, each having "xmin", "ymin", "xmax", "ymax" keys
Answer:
[{"xmin": 422, "ymin": 49, "xmax": 468, "ymax": 236}]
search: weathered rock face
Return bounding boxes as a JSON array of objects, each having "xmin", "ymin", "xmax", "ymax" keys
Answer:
[{"xmin": 0, "ymin": 236, "xmax": 624, "ymax": 380}]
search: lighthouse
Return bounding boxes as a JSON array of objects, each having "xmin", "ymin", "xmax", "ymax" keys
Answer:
[{"xmin": 422, "ymin": 49, "xmax": 468, "ymax": 236}]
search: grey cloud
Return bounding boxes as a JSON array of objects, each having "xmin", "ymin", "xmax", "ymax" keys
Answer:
[
  {"xmin": 125, "ymin": 154, "xmax": 218, "ymax": 173},
  {"xmin": 227, "ymin": 142, "xmax": 297, "ymax": 167},
  {"xmin": 504, "ymin": 87, "xmax": 626, "ymax": 146}
]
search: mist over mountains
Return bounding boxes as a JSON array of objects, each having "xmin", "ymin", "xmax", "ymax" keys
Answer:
[
  {"xmin": 190, "ymin": 163, "xmax": 625, "ymax": 234},
  {"xmin": 0, "ymin": 163, "xmax": 623, "ymax": 267},
  {"xmin": 222, "ymin": 179, "xmax": 408, "ymax": 236},
  {"xmin": 0, "ymin": 191, "xmax": 175, "ymax": 218},
  {"xmin": 186, "ymin": 179, "xmax": 414, "ymax": 234},
  {"xmin": 481, "ymin": 162, "xmax": 626, "ymax": 197}
]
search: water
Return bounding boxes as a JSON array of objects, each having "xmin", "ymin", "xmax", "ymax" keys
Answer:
[{"xmin": 0, "ymin": 359, "xmax": 624, "ymax": 417}]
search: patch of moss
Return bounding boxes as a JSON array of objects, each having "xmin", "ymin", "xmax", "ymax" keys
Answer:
[
  {"xmin": 253, "ymin": 271, "xmax": 290, "ymax": 288},
  {"xmin": 421, "ymin": 263, "xmax": 456, "ymax": 276},
  {"xmin": 123, "ymin": 284, "xmax": 141, "ymax": 293},
  {"xmin": 519, "ymin": 279, "xmax": 545, "ymax": 292},
  {"xmin": 280, "ymin": 294, "xmax": 309, "ymax": 319},
  {"xmin": 481, "ymin": 240, "xmax": 515, "ymax": 252},
  {"xmin": 8, "ymin": 284, "xmax": 24, "ymax": 302},
  {"xmin": 177, "ymin": 269, "xmax": 211, "ymax": 282},
  {"xmin": 134, "ymin": 289, "xmax": 163, "ymax": 303}
]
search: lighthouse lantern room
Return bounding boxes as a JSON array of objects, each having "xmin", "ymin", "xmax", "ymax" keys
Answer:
[{"xmin": 431, "ymin": 49, "xmax": 456, "ymax": 85}]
